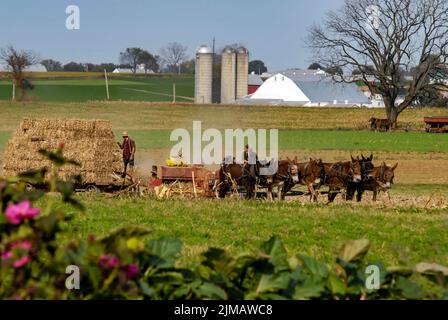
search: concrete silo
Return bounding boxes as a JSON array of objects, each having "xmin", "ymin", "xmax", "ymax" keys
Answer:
[
  {"xmin": 236, "ymin": 47, "xmax": 249, "ymax": 99},
  {"xmin": 195, "ymin": 45, "xmax": 213, "ymax": 104},
  {"xmin": 220, "ymin": 47, "xmax": 236, "ymax": 104}
]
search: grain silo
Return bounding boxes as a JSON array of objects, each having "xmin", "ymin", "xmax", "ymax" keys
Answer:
[
  {"xmin": 236, "ymin": 47, "xmax": 249, "ymax": 99},
  {"xmin": 220, "ymin": 47, "xmax": 236, "ymax": 104},
  {"xmin": 195, "ymin": 45, "xmax": 213, "ymax": 104}
]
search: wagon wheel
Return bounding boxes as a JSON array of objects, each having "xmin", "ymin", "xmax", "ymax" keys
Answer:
[{"xmin": 85, "ymin": 185, "xmax": 100, "ymax": 193}]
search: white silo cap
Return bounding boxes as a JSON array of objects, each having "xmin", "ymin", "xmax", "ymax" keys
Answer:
[
  {"xmin": 222, "ymin": 46, "xmax": 235, "ymax": 54},
  {"xmin": 197, "ymin": 45, "xmax": 213, "ymax": 54},
  {"xmin": 236, "ymin": 46, "xmax": 248, "ymax": 54}
]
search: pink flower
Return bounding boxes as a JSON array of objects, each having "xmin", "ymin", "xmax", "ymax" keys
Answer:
[
  {"xmin": 4, "ymin": 201, "xmax": 40, "ymax": 225},
  {"xmin": 13, "ymin": 256, "xmax": 31, "ymax": 268},
  {"xmin": 11, "ymin": 240, "xmax": 32, "ymax": 251},
  {"xmin": 99, "ymin": 254, "xmax": 119, "ymax": 269},
  {"xmin": 126, "ymin": 264, "xmax": 139, "ymax": 280},
  {"xmin": 1, "ymin": 251, "xmax": 13, "ymax": 260}
]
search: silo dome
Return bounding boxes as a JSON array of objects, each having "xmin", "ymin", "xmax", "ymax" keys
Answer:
[
  {"xmin": 236, "ymin": 46, "xmax": 249, "ymax": 54},
  {"xmin": 222, "ymin": 46, "xmax": 235, "ymax": 54},
  {"xmin": 196, "ymin": 45, "xmax": 212, "ymax": 54}
]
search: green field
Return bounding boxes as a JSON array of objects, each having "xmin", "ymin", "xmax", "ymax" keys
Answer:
[
  {"xmin": 0, "ymin": 75, "xmax": 194, "ymax": 102},
  {"xmin": 3, "ymin": 129, "xmax": 445, "ymax": 153}
]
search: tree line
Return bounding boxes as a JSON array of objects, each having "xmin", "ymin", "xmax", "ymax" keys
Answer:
[{"xmin": 39, "ymin": 42, "xmax": 192, "ymax": 74}]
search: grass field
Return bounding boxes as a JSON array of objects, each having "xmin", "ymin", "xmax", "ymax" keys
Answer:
[
  {"xmin": 0, "ymin": 75, "xmax": 194, "ymax": 102},
  {"xmin": 1, "ymin": 100, "xmax": 448, "ymax": 266},
  {"xmin": 42, "ymin": 194, "xmax": 448, "ymax": 267}
]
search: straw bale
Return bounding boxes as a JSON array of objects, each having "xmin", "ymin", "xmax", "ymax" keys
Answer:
[{"xmin": 2, "ymin": 118, "xmax": 123, "ymax": 185}]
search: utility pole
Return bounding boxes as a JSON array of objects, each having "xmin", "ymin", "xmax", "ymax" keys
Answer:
[
  {"xmin": 173, "ymin": 83, "xmax": 176, "ymax": 103},
  {"xmin": 104, "ymin": 69, "xmax": 110, "ymax": 100},
  {"xmin": 212, "ymin": 36, "xmax": 216, "ymax": 66},
  {"xmin": 12, "ymin": 80, "xmax": 15, "ymax": 101}
]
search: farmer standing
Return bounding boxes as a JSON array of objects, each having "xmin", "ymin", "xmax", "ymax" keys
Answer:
[
  {"xmin": 243, "ymin": 144, "xmax": 258, "ymax": 178},
  {"xmin": 118, "ymin": 131, "xmax": 136, "ymax": 178}
]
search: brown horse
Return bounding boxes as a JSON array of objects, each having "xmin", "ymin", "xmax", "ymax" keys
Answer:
[
  {"xmin": 262, "ymin": 158, "xmax": 299, "ymax": 201},
  {"xmin": 356, "ymin": 162, "xmax": 398, "ymax": 201},
  {"xmin": 297, "ymin": 158, "xmax": 325, "ymax": 202},
  {"xmin": 324, "ymin": 157, "xmax": 362, "ymax": 203},
  {"xmin": 280, "ymin": 158, "xmax": 326, "ymax": 202},
  {"xmin": 217, "ymin": 162, "xmax": 256, "ymax": 199},
  {"xmin": 369, "ymin": 117, "xmax": 391, "ymax": 132}
]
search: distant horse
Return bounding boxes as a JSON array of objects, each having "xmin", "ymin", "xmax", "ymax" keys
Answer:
[
  {"xmin": 351, "ymin": 162, "xmax": 398, "ymax": 201},
  {"xmin": 259, "ymin": 158, "xmax": 299, "ymax": 201},
  {"xmin": 369, "ymin": 117, "xmax": 391, "ymax": 132},
  {"xmin": 217, "ymin": 162, "xmax": 256, "ymax": 199},
  {"xmin": 346, "ymin": 154, "xmax": 375, "ymax": 202},
  {"xmin": 324, "ymin": 156, "xmax": 362, "ymax": 203}
]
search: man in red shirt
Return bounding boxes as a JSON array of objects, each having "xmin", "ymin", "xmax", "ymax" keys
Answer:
[{"xmin": 118, "ymin": 131, "xmax": 136, "ymax": 178}]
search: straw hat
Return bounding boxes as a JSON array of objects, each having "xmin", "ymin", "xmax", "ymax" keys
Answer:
[{"xmin": 122, "ymin": 131, "xmax": 129, "ymax": 137}]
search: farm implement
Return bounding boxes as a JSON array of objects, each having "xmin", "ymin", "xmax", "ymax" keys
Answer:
[{"xmin": 151, "ymin": 165, "xmax": 217, "ymax": 199}]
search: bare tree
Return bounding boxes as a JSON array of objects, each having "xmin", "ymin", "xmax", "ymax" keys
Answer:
[
  {"xmin": 159, "ymin": 42, "xmax": 188, "ymax": 73},
  {"xmin": 0, "ymin": 46, "xmax": 39, "ymax": 100},
  {"xmin": 119, "ymin": 47, "xmax": 144, "ymax": 75},
  {"xmin": 309, "ymin": 0, "xmax": 448, "ymax": 127}
]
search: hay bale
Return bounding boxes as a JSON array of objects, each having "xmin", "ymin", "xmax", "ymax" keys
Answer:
[{"xmin": 2, "ymin": 118, "xmax": 122, "ymax": 185}]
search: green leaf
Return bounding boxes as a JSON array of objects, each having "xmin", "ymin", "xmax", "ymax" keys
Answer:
[
  {"xmin": 139, "ymin": 280, "xmax": 156, "ymax": 297},
  {"xmin": 395, "ymin": 276, "xmax": 424, "ymax": 299},
  {"xmin": 299, "ymin": 255, "xmax": 328, "ymax": 278},
  {"xmin": 260, "ymin": 236, "xmax": 289, "ymax": 272},
  {"xmin": 293, "ymin": 281, "xmax": 325, "ymax": 299},
  {"xmin": 147, "ymin": 237, "xmax": 182, "ymax": 269},
  {"xmin": 328, "ymin": 274, "xmax": 346, "ymax": 296},
  {"xmin": 338, "ymin": 239, "xmax": 371, "ymax": 263},
  {"xmin": 202, "ymin": 247, "xmax": 233, "ymax": 274},
  {"xmin": 195, "ymin": 282, "xmax": 228, "ymax": 299},
  {"xmin": 256, "ymin": 272, "xmax": 291, "ymax": 295},
  {"xmin": 99, "ymin": 226, "xmax": 151, "ymax": 247}
]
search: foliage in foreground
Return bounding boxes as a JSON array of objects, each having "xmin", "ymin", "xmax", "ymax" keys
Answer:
[{"xmin": 1, "ymin": 148, "xmax": 448, "ymax": 300}]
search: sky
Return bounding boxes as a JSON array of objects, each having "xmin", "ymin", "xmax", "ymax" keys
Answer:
[{"xmin": 0, "ymin": 0, "xmax": 345, "ymax": 71}]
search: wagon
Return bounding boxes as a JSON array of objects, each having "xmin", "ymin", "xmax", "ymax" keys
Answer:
[
  {"xmin": 424, "ymin": 116, "xmax": 448, "ymax": 133},
  {"xmin": 152, "ymin": 165, "xmax": 217, "ymax": 198}
]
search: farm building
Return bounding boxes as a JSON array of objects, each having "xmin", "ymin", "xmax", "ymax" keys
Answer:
[
  {"xmin": 248, "ymin": 73, "xmax": 264, "ymax": 94},
  {"xmin": 244, "ymin": 73, "xmax": 371, "ymax": 107},
  {"xmin": 112, "ymin": 64, "xmax": 154, "ymax": 74}
]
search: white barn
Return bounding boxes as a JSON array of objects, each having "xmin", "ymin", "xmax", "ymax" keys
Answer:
[{"xmin": 245, "ymin": 73, "xmax": 372, "ymax": 107}]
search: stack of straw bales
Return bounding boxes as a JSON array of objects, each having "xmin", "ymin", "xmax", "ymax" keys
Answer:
[{"xmin": 2, "ymin": 119, "xmax": 123, "ymax": 185}]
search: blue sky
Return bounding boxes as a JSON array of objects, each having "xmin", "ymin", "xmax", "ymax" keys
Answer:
[{"xmin": 0, "ymin": 0, "xmax": 344, "ymax": 71}]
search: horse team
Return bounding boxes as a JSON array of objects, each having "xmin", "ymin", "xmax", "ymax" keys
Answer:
[{"xmin": 217, "ymin": 154, "xmax": 398, "ymax": 203}]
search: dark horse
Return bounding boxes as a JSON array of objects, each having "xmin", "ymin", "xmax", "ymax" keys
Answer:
[
  {"xmin": 259, "ymin": 158, "xmax": 299, "ymax": 201},
  {"xmin": 323, "ymin": 156, "xmax": 362, "ymax": 203},
  {"xmin": 346, "ymin": 154, "xmax": 375, "ymax": 202},
  {"xmin": 217, "ymin": 162, "xmax": 256, "ymax": 199},
  {"xmin": 369, "ymin": 117, "xmax": 391, "ymax": 132},
  {"xmin": 348, "ymin": 162, "xmax": 397, "ymax": 201}
]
